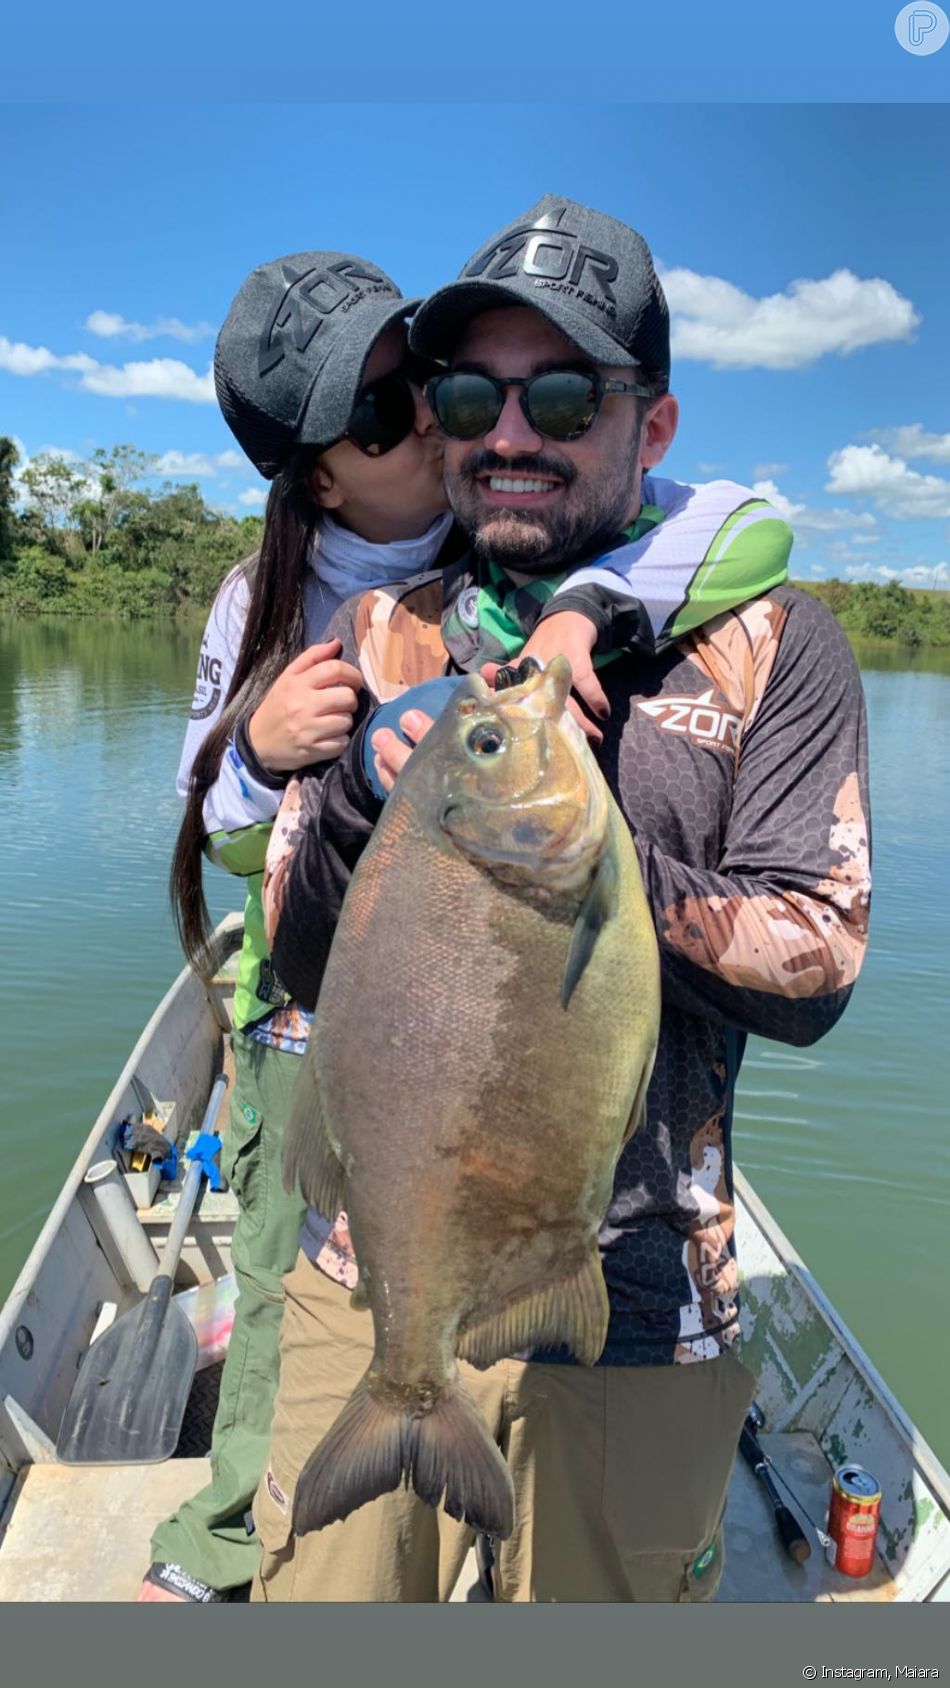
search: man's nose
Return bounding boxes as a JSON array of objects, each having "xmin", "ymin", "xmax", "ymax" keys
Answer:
[{"xmin": 483, "ymin": 385, "xmax": 543, "ymax": 457}]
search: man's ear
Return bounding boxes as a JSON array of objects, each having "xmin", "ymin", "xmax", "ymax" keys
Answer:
[
  {"xmin": 309, "ymin": 459, "xmax": 344, "ymax": 511},
  {"xmin": 640, "ymin": 394, "xmax": 679, "ymax": 472}
]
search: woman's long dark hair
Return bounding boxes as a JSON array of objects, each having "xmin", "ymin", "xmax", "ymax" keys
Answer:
[{"xmin": 170, "ymin": 446, "xmax": 323, "ymax": 975}]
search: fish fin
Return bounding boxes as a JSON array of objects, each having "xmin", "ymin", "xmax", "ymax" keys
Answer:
[
  {"xmin": 562, "ymin": 850, "xmax": 617, "ymax": 1009},
  {"xmin": 457, "ymin": 1245, "xmax": 609, "ymax": 1370},
  {"xmin": 281, "ymin": 1056, "xmax": 346, "ymax": 1216},
  {"xmin": 291, "ymin": 1369, "xmax": 514, "ymax": 1541},
  {"xmin": 350, "ymin": 1280, "xmax": 370, "ymax": 1312},
  {"xmin": 621, "ymin": 1053, "xmax": 655, "ymax": 1147}
]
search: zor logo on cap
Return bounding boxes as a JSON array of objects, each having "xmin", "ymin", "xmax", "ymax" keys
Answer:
[
  {"xmin": 466, "ymin": 212, "xmax": 619, "ymax": 307},
  {"xmin": 258, "ymin": 259, "xmax": 395, "ymax": 379}
]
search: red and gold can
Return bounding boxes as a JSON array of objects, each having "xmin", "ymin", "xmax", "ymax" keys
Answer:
[{"xmin": 828, "ymin": 1464, "xmax": 882, "ymax": 1577}]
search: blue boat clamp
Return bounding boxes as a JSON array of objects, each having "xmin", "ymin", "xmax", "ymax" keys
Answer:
[{"xmin": 186, "ymin": 1132, "xmax": 224, "ymax": 1192}]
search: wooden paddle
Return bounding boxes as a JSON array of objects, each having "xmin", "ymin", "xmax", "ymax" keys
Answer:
[{"xmin": 57, "ymin": 1073, "xmax": 229, "ymax": 1464}]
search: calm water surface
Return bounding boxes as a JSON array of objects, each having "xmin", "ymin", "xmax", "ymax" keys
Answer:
[{"xmin": 1, "ymin": 620, "xmax": 948, "ymax": 1463}]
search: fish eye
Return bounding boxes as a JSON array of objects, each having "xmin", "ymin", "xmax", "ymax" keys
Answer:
[{"xmin": 466, "ymin": 722, "xmax": 506, "ymax": 757}]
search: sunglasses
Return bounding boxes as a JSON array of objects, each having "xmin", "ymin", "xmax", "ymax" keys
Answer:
[
  {"xmin": 425, "ymin": 367, "xmax": 657, "ymax": 443},
  {"xmin": 341, "ymin": 369, "xmax": 417, "ymax": 457},
  {"xmin": 340, "ymin": 356, "xmax": 439, "ymax": 457}
]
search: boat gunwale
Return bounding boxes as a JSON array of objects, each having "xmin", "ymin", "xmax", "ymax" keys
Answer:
[
  {"xmin": 0, "ymin": 914, "xmax": 242, "ymax": 1359},
  {"xmin": 734, "ymin": 1165, "xmax": 950, "ymax": 1516}
]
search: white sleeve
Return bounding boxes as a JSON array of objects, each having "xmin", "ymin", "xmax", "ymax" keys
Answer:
[
  {"xmin": 551, "ymin": 477, "xmax": 774, "ymax": 638},
  {"xmin": 175, "ymin": 568, "xmax": 285, "ymax": 834}
]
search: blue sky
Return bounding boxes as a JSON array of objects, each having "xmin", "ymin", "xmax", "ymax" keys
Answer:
[{"xmin": 2, "ymin": 103, "xmax": 949, "ymax": 589}]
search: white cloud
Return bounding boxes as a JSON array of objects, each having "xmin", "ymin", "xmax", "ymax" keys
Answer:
[
  {"xmin": 1, "ymin": 331, "xmax": 215, "ymax": 403},
  {"xmin": 753, "ymin": 461, "xmax": 789, "ymax": 479},
  {"xmin": 827, "ymin": 539, "xmax": 889, "ymax": 568},
  {"xmin": 826, "ymin": 445, "xmax": 950, "ymax": 519},
  {"xmin": 696, "ymin": 460, "xmax": 726, "ymax": 474},
  {"xmin": 238, "ymin": 487, "xmax": 267, "ymax": 507},
  {"xmin": 80, "ymin": 357, "xmax": 215, "ymax": 403},
  {"xmin": 752, "ymin": 478, "xmax": 878, "ymax": 534},
  {"xmin": 10, "ymin": 439, "xmax": 101, "ymax": 503},
  {"xmin": 660, "ymin": 267, "xmax": 919, "ymax": 370},
  {"xmin": 0, "ymin": 335, "xmax": 97, "ymax": 377},
  {"xmin": 866, "ymin": 424, "xmax": 950, "ymax": 465},
  {"xmin": 154, "ymin": 448, "xmax": 245, "ymax": 477},
  {"xmin": 85, "ymin": 310, "xmax": 214, "ymax": 344},
  {"xmin": 844, "ymin": 560, "xmax": 950, "ymax": 590}
]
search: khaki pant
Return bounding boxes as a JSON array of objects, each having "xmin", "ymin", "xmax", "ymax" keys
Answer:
[{"xmin": 251, "ymin": 1255, "xmax": 755, "ymax": 1603}]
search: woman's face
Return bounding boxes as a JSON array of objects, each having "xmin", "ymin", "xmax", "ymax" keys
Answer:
[{"xmin": 313, "ymin": 323, "xmax": 447, "ymax": 543}]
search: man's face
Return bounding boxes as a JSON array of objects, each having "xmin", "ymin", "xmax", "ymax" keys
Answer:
[{"xmin": 440, "ymin": 307, "xmax": 674, "ymax": 574}]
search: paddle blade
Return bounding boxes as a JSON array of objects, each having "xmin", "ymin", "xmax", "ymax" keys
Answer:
[{"xmin": 57, "ymin": 1281, "xmax": 198, "ymax": 1464}]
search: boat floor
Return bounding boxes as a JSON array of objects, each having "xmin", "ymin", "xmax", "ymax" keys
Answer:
[{"xmin": 0, "ymin": 1428, "xmax": 896, "ymax": 1602}]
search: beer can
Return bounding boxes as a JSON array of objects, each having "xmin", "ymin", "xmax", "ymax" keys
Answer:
[{"xmin": 828, "ymin": 1464, "xmax": 882, "ymax": 1577}]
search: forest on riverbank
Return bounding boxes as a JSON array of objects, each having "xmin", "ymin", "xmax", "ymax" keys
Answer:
[
  {"xmin": 2, "ymin": 437, "xmax": 949, "ymax": 646},
  {"xmin": 0, "ymin": 437, "xmax": 262, "ymax": 617}
]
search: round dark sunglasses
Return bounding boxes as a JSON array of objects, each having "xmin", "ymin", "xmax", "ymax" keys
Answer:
[
  {"xmin": 338, "ymin": 356, "xmax": 440, "ymax": 457},
  {"xmin": 340, "ymin": 368, "xmax": 418, "ymax": 457},
  {"xmin": 424, "ymin": 367, "xmax": 656, "ymax": 443}
]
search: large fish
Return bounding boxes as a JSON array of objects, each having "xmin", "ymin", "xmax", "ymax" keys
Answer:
[{"xmin": 283, "ymin": 656, "xmax": 660, "ymax": 1540}]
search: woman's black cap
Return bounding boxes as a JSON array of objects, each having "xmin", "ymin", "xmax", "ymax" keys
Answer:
[{"xmin": 214, "ymin": 251, "xmax": 418, "ymax": 478}]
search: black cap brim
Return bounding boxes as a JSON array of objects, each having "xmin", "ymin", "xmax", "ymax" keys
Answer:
[
  {"xmin": 409, "ymin": 280, "xmax": 640, "ymax": 370},
  {"xmin": 295, "ymin": 294, "xmax": 422, "ymax": 451}
]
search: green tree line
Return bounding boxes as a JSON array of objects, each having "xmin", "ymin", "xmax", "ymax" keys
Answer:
[
  {"xmin": 0, "ymin": 437, "xmax": 263, "ymax": 617},
  {"xmin": 2, "ymin": 435, "xmax": 948, "ymax": 644},
  {"xmin": 795, "ymin": 576, "xmax": 950, "ymax": 649}
]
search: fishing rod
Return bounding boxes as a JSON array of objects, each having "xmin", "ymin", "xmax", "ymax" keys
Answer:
[{"xmin": 739, "ymin": 1401, "xmax": 815, "ymax": 1564}]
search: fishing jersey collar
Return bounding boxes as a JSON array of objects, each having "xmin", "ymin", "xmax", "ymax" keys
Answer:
[{"xmin": 441, "ymin": 506, "xmax": 665, "ymax": 672}]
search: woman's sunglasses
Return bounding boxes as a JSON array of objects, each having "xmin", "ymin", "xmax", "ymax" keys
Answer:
[
  {"xmin": 424, "ymin": 367, "xmax": 657, "ymax": 444},
  {"xmin": 341, "ymin": 355, "xmax": 440, "ymax": 457}
]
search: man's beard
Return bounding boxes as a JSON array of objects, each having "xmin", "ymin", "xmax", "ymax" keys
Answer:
[{"xmin": 446, "ymin": 447, "xmax": 639, "ymax": 576}]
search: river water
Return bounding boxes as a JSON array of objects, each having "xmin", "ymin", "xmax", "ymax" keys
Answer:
[{"xmin": 1, "ymin": 618, "xmax": 948, "ymax": 1463}]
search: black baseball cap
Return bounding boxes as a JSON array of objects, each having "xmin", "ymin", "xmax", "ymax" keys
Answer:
[
  {"xmin": 410, "ymin": 195, "xmax": 670, "ymax": 388},
  {"xmin": 214, "ymin": 251, "xmax": 419, "ymax": 478}
]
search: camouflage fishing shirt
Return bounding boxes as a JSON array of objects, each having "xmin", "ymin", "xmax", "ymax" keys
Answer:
[{"xmin": 263, "ymin": 561, "xmax": 871, "ymax": 1367}]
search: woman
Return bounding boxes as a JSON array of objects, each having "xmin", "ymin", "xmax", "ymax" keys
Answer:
[{"xmin": 140, "ymin": 251, "xmax": 456, "ymax": 1602}]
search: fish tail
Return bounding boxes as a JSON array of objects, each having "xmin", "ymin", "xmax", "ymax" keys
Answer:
[{"xmin": 291, "ymin": 1368, "xmax": 515, "ymax": 1540}]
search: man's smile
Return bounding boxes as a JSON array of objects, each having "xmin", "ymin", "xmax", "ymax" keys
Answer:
[{"xmin": 477, "ymin": 472, "xmax": 565, "ymax": 507}]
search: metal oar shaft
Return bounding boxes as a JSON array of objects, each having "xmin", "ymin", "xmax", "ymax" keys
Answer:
[
  {"xmin": 156, "ymin": 1159, "xmax": 204, "ymax": 1278},
  {"xmin": 156, "ymin": 1073, "xmax": 229, "ymax": 1278}
]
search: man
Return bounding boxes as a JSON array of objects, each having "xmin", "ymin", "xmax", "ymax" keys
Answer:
[{"xmin": 252, "ymin": 195, "xmax": 871, "ymax": 1602}]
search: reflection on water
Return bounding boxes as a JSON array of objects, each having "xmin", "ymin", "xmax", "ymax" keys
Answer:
[
  {"xmin": 847, "ymin": 636, "xmax": 950, "ymax": 676},
  {"xmin": 0, "ymin": 617, "xmax": 948, "ymax": 1463},
  {"xmin": 0, "ymin": 615, "xmax": 240, "ymax": 1265}
]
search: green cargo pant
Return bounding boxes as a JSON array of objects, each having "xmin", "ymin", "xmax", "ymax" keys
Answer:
[{"xmin": 149, "ymin": 1032, "xmax": 306, "ymax": 1591}]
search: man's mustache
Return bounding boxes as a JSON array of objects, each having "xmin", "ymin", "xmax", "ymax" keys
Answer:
[{"xmin": 456, "ymin": 450, "xmax": 577, "ymax": 488}]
